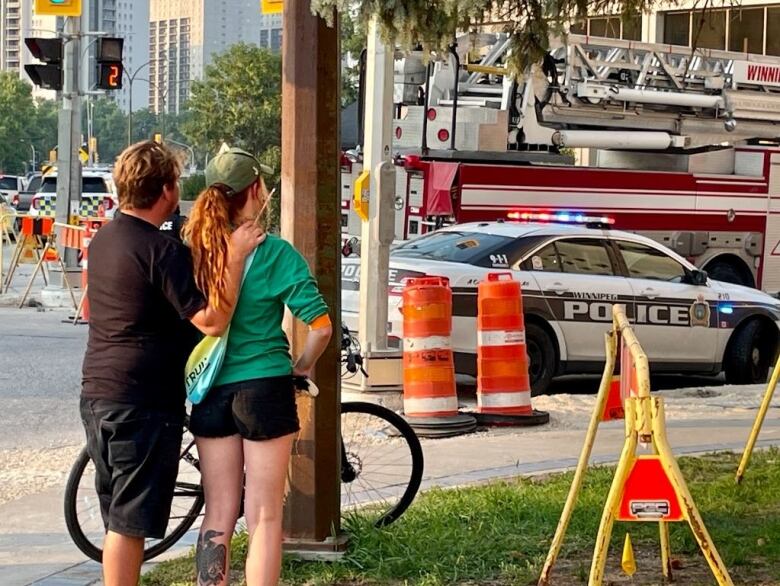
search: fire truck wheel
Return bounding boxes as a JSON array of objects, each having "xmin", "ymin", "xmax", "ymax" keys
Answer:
[
  {"xmin": 724, "ymin": 319, "xmax": 772, "ymax": 385},
  {"xmin": 526, "ymin": 321, "xmax": 556, "ymax": 396},
  {"xmin": 704, "ymin": 260, "xmax": 754, "ymax": 288}
]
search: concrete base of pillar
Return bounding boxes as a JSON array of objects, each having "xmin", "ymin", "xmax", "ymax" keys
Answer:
[{"xmin": 283, "ymin": 534, "xmax": 349, "ymax": 561}]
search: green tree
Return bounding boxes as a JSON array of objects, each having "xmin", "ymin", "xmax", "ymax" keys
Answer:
[
  {"xmin": 312, "ymin": 0, "xmax": 669, "ymax": 72},
  {"xmin": 0, "ymin": 72, "xmax": 37, "ymax": 174},
  {"xmin": 341, "ymin": 5, "xmax": 366, "ymax": 107},
  {"xmin": 30, "ymin": 99, "xmax": 59, "ymax": 169},
  {"xmin": 129, "ymin": 107, "xmax": 161, "ymax": 143},
  {"xmin": 88, "ymin": 98, "xmax": 127, "ymax": 164},
  {"xmin": 182, "ymin": 43, "xmax": 281, "ymax": 164}
]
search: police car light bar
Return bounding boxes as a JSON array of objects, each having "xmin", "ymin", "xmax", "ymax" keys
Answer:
[{"xmin": 507, "ymin": 211, "xmax": 616, "ymax": 226}]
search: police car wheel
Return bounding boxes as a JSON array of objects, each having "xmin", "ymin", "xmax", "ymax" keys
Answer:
[
  {"xmin": 526, "ymin": 322, "xmax": 555, "ymax": 396},
  {"xmin": 724, "ymin": 319, "xmax": 770, "ymax": 385}
]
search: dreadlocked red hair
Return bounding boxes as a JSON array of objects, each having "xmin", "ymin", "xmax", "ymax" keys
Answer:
[{"xmin": 183, "ymin": 186, "xmax": 250, "ymax": 310}]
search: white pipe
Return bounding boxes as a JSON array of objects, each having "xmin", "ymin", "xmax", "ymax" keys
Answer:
[
  {"xmin": 607, "ymin": 86, "xmax": 725, "ymax": 109},
  {"xmin": 552, "ymin": 130, "xmax": 677, "ymax": 149}
]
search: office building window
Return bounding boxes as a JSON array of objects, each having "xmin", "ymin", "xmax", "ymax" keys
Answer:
[
  {"xmin": 767, "ymin": 7, "xmax": 780, "ymax": 55},
  {"xmin": 664, "ymin": 11, "xmax": 690, "ymax": 46},
  {"xmin": 568, "ymin": 13, "xmax": 641, "ymax": 40},
  {"xmin": 664, "ymin": 6, "xmax": 777, "ymax": 55},
  {"xmin": 260, "ymin": 29, "xmax": 269, "ymax": 47},
  {"xmin": 692, "ymin": 9, "xmax": 726, "ymax": 50},
  {"xmin": 729, "ymin": 8, "xmax": 764, "ymax": 53},
  {"xmin": 271, "ymin": 28, "xmax": 282, "ymax": 51}
]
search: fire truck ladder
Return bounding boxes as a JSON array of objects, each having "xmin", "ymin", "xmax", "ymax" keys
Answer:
[{"xmin": 402, "ymin": 33, "xmax": 780, "ymax": 151}]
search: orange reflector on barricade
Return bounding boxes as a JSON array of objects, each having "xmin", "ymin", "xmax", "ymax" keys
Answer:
[
  {"xmin": 601, "ymin": 375, "xmax": 625, "ymax": 421},
  {"xmin": 21, "ymin": 217, "xmax": 54, "ymax": 237},
  {"xmin": 618, "ymin": 456, "xmax": 684, "ymax": 522}
]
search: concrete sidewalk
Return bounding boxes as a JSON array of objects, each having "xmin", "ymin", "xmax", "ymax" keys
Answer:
[{"xmin": 2, "ymin": 414, "xmax": 778, "ymax": 586}]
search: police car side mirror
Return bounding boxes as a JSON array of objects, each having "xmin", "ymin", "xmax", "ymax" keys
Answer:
[{"xmin": 688, "ymin": 269, "xmax": 708, "ymax": 286}]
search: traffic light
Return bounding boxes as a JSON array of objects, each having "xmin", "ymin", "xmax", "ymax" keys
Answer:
[
  {"xmin": 96, "ymin": 37, "xmax": 124, "ymax": 90},
  {"xmin": 24, "ymin": 37, "xmax": 63, "ymax": 91}
]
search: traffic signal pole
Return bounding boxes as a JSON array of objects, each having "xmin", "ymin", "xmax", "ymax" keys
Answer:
[
  {"xmin": 55, "ymin": 16, "xmax": 82, "ymax": 272},
  {"xmin": 345, "ymin": 20, "xmax": 404, "ymax": 401}
]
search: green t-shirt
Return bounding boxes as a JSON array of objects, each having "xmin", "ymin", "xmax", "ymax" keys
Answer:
[{"xmin": 214, "ymin": 234, "xmax": 329, "ymax": 386}]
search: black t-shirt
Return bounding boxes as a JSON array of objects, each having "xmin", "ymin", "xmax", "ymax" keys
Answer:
[{"xmin": 81, "ymin": 212, "xmax": 206, "ymax": 412}]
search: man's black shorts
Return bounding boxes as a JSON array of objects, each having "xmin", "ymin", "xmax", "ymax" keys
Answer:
[
  {"xmin": 80, "ymin": 398, "xmax": 184, "ymax": 539},
  {"xmin": 189, "ymin": 375, "xmax": 300, "ymax": 441}
]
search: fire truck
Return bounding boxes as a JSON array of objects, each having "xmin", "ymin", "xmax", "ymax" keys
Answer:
[{"xmin": 341, "ymin": 33, "xmax": 780, "ymax": 293}]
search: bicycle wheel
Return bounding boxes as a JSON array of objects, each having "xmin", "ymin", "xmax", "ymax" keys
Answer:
[
  {"xmin": 64, "ymin": 426, "xmax": 205, "ymax": 562},
  {"xmin": 340, "ymin": 401, "xmax": 424, "ymax": 527}
]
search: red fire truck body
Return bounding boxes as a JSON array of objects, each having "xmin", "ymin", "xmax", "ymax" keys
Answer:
[{"xmin": 389, "ymin": 144, "xmax": 780, "ymax": 293}]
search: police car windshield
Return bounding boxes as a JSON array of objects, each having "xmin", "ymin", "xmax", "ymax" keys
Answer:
[
  {"xmin": 393, "ymin": 231, "xmax": 513, "ymax": 264},
  {"xmin": 39, "ymin": 177, "xmax": 108, "ymax": 193}
]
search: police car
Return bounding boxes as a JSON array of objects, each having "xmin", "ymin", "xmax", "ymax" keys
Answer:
[
  {"xmin": 29, "ymin": 172, "xmax": 117, "ymax": 218},
  {"xmin": 341, "ymin": 214, "xmax": 780, "ymax": 395}
]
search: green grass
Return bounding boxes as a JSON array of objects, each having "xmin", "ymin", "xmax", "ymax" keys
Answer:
[{"xmin": 143, "ymin": 449, "xmax": 780, "ymax": 585}]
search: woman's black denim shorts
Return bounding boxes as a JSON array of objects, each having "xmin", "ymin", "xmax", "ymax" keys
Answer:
[{"xmin": 189, "ymin": 375, "xmax": 300, "ymax": 441}]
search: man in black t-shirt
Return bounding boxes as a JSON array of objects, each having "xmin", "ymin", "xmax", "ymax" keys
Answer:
[{"xmin": 80, "ymin": 141, "xmax": 263, "ymax": 586}]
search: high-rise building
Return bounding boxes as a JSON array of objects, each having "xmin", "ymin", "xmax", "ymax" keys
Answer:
[
  {"xmin": 258, "ymin": 14, "xmax": 282, "ymax": 52},
  {"xmin": 0, "ymin": 0, "xmax": 58, "ymax": 99},
  {"xmin": 149, "ymin": 0, "xmax": 282, "ymax": 115},
  {"xmin": 0, "ymin": 0, "xmax": 25, "ymax": 75},
  {"xmin": 82, "ymin": 0, "xmax": 149, "ymax": 112}
]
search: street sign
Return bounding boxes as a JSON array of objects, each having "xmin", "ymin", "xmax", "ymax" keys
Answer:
[
  {"xmin": 261, "ymin": 0, "xmax": 283, "ymax": 14},
  {"xmin": 34, "ymin": 0, "xmax": 82, "ymax": 16}
]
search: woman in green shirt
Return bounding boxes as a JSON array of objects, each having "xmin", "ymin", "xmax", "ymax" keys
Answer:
[{"xmin": 183, "ymin": 148, "xmax": 332, "ymax": 586}]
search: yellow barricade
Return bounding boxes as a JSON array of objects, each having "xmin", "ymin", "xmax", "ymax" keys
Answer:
[
  {"xmin": 736, "ymin": 352, "xmax": 780, "ymax": 483},
  {"xmin": 539, "ymin": 304, "xmax": 733, "ymax": 586},
  {"xmin": 0, "ymin": 206, "xmax": 19, "ymax": 291}
]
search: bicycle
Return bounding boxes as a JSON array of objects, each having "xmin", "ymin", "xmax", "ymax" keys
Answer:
[{"xmin": 64, "ymin": 325, "xmax": 423, "ymax": 563}]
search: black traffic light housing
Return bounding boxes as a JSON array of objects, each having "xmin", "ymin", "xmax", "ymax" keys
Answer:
[
  {"xmin": 24, "ymin": 37, "xmax": 64, "ymax": 91},
  {"xmin": 96, "ymin": 37, "xmax": 124, "ymax": 90}
]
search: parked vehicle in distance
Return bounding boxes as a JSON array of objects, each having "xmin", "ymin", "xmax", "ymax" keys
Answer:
[
  {"xmin": 29, "ymin": 172, "xmax": 117, "ymax": 218},
  {"xmin": 0, "ymin": 175, "xmax": 25, "ymax": 210}
]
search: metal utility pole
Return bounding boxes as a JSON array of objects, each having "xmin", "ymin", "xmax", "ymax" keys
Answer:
[
  {"xmin": 351, "ymin": 19, "xmax": 402, "ymax": 397},
  {"xmin": 55, "ymin": 16, "xmax": 82, "ymax": 272},
  {"xmin": 280, "ymin": 0, "xmax": 345, "ymax": 553}
]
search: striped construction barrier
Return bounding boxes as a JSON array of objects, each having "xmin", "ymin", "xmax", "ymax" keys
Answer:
[
  {"xmin": 473, "ymin": 273, "xmax": 549, "ymax": 427},
  {"xmin": 402, "ymin": 276, "xmax": 475, "ymax": 438}
]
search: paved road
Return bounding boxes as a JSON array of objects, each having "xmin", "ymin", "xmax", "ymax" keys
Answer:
[
  {"xmin": 0, "ymin": 308, "xmax": 86, "ymax": 451},
  {"xmin": 0, "ymin": 305, "xmax": 777, "ymax": 585}
]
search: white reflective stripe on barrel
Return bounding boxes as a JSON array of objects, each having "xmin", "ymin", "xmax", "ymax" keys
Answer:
[
  {"xmin": 477, "ymin": 330, "xmax": 525, "ymax": 347},
  {"xmin": 404, "ymin": 396, "xmax": 459, "ymax": 414},
  {"xmin": 477, "ymin": 390, "xmax": 532, "ymax": 409},
  {"xmin": 403, "ymin": 336, "xmax": 451, "ymax": 351}
]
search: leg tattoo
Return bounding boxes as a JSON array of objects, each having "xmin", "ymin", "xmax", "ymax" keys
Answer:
[{"xmin": 196, "ymin": 529, "xmax": 227, "ymax": 586}]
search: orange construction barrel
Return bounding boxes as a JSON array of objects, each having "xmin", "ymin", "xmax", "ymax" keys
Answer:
[
  {"xmin": 402, "ymin": 276, "xmax": 476, "ymax": 437},
  {"xmin": 474, "ymin": 273, "xmax": 549, "ymax": 427}
]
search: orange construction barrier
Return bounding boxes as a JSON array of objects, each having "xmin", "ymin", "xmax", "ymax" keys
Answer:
[
  {"xmin": 17, "ymin": 221, "xmax": 79, "ymax": 310},
  {"xmin": 402, "ymin": 276, "xmax": 475, "ymax": 437},
  {"xmin": 75, "ymin": 217, "xmax": 110, "ymax": 323},
  {"xmin": 3, "ymin": 217, "xmax": 55, "ymax": 295},
  {"xmin": 474, "ymin": 273, "xmax": 549, "ymax": 426}
]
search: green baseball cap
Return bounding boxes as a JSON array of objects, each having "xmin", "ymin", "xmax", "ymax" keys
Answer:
[{"xmin": 205, "ymin": 147, "xmax": 274, "ymax": 197}]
